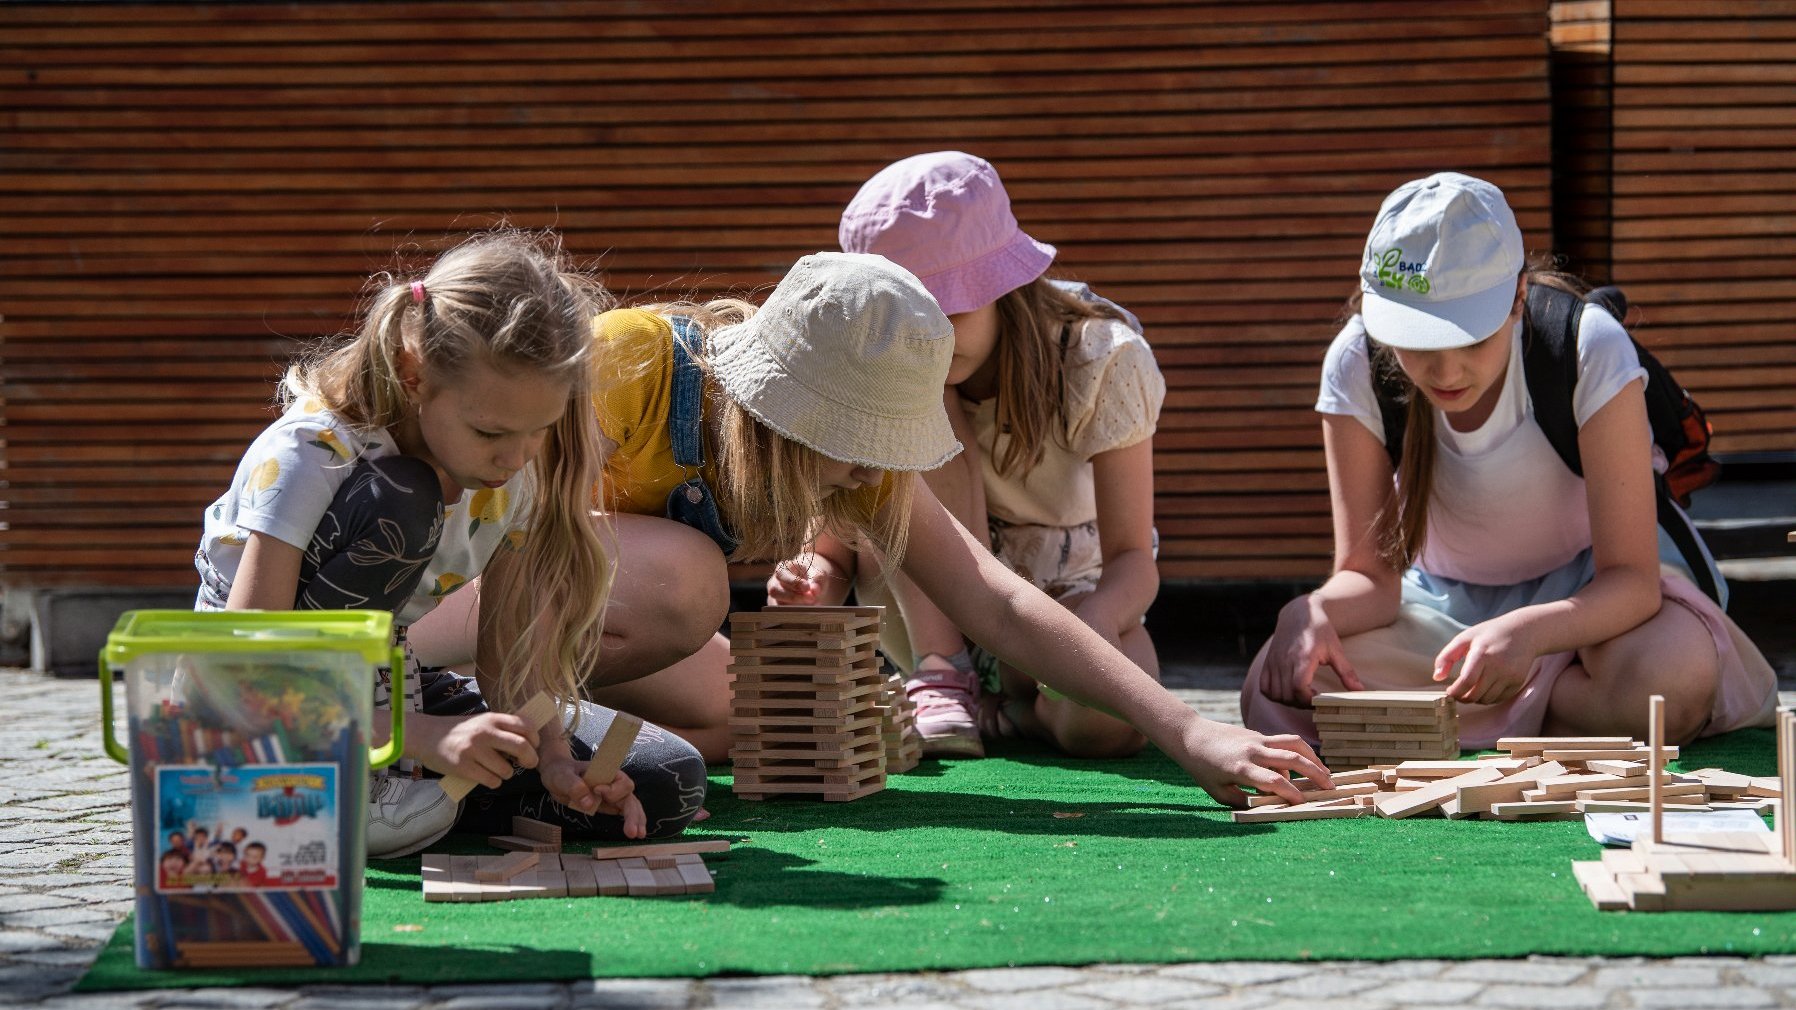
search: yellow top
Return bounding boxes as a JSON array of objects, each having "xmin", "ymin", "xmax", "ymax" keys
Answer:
[{"xmin": 590, "ymin": 308, "xmax": 892, "ymax": 518}]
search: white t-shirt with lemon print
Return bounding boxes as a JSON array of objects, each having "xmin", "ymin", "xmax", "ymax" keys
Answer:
[{"xmin": 195, "ymin": 399, "xmax": 532, "ymax": 625}]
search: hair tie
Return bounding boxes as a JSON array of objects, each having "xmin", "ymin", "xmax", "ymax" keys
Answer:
[{"xmin": 410, "ymin": 280, "xmax": 427, "ymax": 304}]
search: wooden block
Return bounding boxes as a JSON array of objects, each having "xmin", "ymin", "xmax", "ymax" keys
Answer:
[
  {"xmin": 1248, "ymin": 782, "xmax": 1379, "ymax": 807},
  {"xmin": 1294, "ymin": 768, "xmax": 1388, "ymax": 789},
  {"xmin": 1375, "ymin": 766, "xmax": 1504, "ymax": 819},
  {"xmin": 650, "ymin": 865, "xmax": 688, "ymax": 895},
  {"xmin": 1573, "ymin": 860, "xmax": 1632, "ymax": 910},
  {"xmin": 448, "ymin": 854, "xmax": 483, "ymax": 903},
  {"xmin": 511, "ymin": 816, "xmax": 562, "ymax": 847},
  {"xmin": 1544, "ymin": 747, "xmax": 1677, "ymax": 762},
  {"xmin": 536, "ymin": 869, "xmax": 569, "ymax": 898},
  {"xmin": 644, "ymin": 853, "xmax": 680, "ymax": 869},
  {"xmin": 1575, "ymin": 783, "xmax": 1707, "ymax": 803},
  {"xmin": 1232, "ymin": 798, "xmax": 1368, "ymax": 823},
  {"xmin": 1394, "ymin": 760, "xmax": 1527, "ymax": 778},
  {"xmin": 1747, "ymin": 777, "xmax": 1782, "ymax": 798},
  {"xmin": 675, "ymin": 857, "xmax": 716, "ymax": 893},
  {"xmin": 562, "ymin": 855, "xmax": 599, "ymax": 897},
  {"xmin": 1618, "ymin": 871, "xmax": 1667, "ymax": 911},
  {"xmin": 442, "ymin": 691, "xmax": 564, "ymax": 802},
  {"xmin": 1580, "ymin": 800, "xmax": 1714, "ymax": 813},
  {"xmin": 1586, "ymin": 759, "xmax": 1647, "ymax": 777},
  {"xmin": 421, "ymin": 853, "xmax": 454, "ymax": 902},
  {"xmin": 587, "ymin": 839, "xmax": 730, "ymax": 862},
  {"xmin": 477, "ymin": 850, "xmax": 539, "ymax": 882},
  {"xmin": 1497, "ymin": 736, "xmax": 1635, "ymax": 755},
  {"xmin": 490, "ymin": 834, "xmax": 559, "ymax": 853},
  {"xmin": 582, "ymin": 712, "xmax": 643, "ymax": 790},
  {"xmin": 1489, "ymin": 800, "xmax": 1581, "ymax": 820},
  {"xmin": 619, "ymin": 857, "xmax": 659, "ymax": 895},
  {"xmin": 1313, "ymin": 691, "xmax": 1451, "ymax": 708},
  {"xmin": 593, "ymin": 857, "xmax": 630, "ymax": 895}
]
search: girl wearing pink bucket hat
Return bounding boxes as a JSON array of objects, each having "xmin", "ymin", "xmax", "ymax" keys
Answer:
[
  {"xmin": 521, "ymin": 251, "xmax": 1328, "ymax": 807},
  {"xmin": 1241, "ymin": 173, "xmax": 1776, "ymax": 749},
  {"xmin": 768, "ymin": 152, "xmax": 1168, "ymax": 765}
]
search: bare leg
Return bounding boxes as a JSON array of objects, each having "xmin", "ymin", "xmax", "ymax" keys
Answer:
[
  {"xmin": 1000, "ymin": 590, "xmax": 1155, "ymax": 759},
  {"xmin": 1543, "ymin": 600, "xmax": 1719, "ymax": 744},
  {"xmin": 587, "ymin": 631, "xmax": 734, "ymax": 763},
  {"xmin": 588, "ymin": 512, "xmax": 732, "ymax": 686}
]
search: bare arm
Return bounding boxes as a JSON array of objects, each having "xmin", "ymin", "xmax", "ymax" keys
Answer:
[
  {"xmin": 223, "ymin": 532, "xmax": 304, "ymax": 610},
  {"xmin": 1077, "ymin": 437, "xmax": 1159, "ymax": 636},
  {"xmin": 895, "ymin": 480, "xmax": 1328, "ymax": 805}
]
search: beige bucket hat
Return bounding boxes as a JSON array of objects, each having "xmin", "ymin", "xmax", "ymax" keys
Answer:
[{"xmin": 709, "ymin": 252, "xmax": 962, "ymax": 471}]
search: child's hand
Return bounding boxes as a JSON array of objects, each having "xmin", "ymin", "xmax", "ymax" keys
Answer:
[
  {"xmin": 1173, "ymin": 714, "xmax": 1332, "ymax": 808},
  {"xmin": 1260, "ymin": 595, "xmax": 1364, "ymax": 706},
  {"xmin": 1433, "ymin": 611, "xmax": 1536, "ymax": 706},
  {"xmin": 766, "ymin": 555, "xmax": 847, "ymax": 606},
  {"xmin": 419, "ymin": 712, "xmax": 540, "ymax": 789},
  {"xmin": 539, "ymin": 759, "xmax": 648, "ymax": 839}
]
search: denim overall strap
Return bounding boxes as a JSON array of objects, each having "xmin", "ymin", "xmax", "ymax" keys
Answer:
[
  {"xmin": 668, "ymin": 316, "xmax": 705, "ymax": 468},
  {"xmin": 662, "ymin": 317, "xmax": 741, "ymax": 554}
]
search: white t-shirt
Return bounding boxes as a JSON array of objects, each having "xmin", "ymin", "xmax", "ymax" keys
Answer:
[
  {"xmin": 195, "ymin": 399, "xmax": 533, "ymax": 624},
  {"xmin": 1316, "ymin": 305, "xmax": 1648, "ymax": 586}
]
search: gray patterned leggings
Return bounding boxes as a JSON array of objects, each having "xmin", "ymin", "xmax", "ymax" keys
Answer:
[{"xmin": 299, "ymin": 456, "xmax": 709, "ymax": 840}]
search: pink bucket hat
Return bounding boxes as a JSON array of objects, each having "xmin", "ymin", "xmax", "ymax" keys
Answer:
[{"xmin": 838, "ymin": 151, "xmax": 1056, "ymax": 315}]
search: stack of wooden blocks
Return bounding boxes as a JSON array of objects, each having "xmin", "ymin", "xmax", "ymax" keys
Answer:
[
  {"xmin": 1572, "ymin": 702, "xmax": 1796, "ymax": 912},
  {"xmin": 1314, "ymin": 690, "xmax": 1459, "ymax": 768},
  {"xmin": 1237, "ymin": 734, "xmax": 1779, "ymax": 824},
  {"xmin": 729, "ymin": 606, "xmax": 889, "ymax": 802},
  {"xmin": 421, "ymin": 823, "xmax": 727, "ymax": 902},
  {"xmin": 875, "ymin": 668, "xmax": 922, "ymax": 774}
]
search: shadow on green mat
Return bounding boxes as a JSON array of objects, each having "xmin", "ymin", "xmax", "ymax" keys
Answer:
[{"xmin": 76, "ymin": 728, "xmax": 1795, "ymax": 992}]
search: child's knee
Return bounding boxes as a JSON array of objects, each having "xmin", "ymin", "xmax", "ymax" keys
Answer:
[{"xmin": 626, "ymin": 726, "xmax": 710, "ymax": 837}]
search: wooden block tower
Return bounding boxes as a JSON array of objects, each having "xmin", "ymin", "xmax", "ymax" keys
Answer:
[
  {"xmin": 1313, "ymin": 690, "xmax": 1459, "ymax": 768},
  {"xmin": 728, "ymin": 606, "xmax": 888, "ymax": 801}
]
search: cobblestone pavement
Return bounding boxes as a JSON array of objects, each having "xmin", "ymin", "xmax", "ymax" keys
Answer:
[{"xmin": 5, "ymin": 667, "xmax": 1796, "ymax": 1009}]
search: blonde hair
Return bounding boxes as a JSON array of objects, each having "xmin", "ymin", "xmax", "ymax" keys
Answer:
[
  {"xmin": 1355, "ymin": 253, "xmax": 1585, "ymax": 570},
  {"xmin": 286, "ymin": 230, "xmax": 615, "ymax": 714},
  {"xmin": 988, "ymin": 276, "xmax": 1133, "ymax": 478},
  {"xmin": 625, "ymin": 296, "xmax": 918, "ymax": 569}
]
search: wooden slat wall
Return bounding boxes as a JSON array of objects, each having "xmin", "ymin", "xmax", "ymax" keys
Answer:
[
  {"xmin": 0, "ymin": 0, "xmax": 1553, "ymax": 589},
  {"xmin": 1603, "ymin": 0, "xmax": 1796, "ymax": 456},
  {"xmin": 1550, "ymin": 1, "xmax": 1613, "ymax": 280}
]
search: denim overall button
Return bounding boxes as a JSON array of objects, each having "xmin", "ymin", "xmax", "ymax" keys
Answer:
[{"xmin": 684, "ymin": 484, "xmax": 704, "ymax": 504}]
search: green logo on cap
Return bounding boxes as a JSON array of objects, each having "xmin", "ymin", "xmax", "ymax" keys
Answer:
[{"xmin": 1372, "ymin": 248, "xmax": 1430, "ymax": 294}]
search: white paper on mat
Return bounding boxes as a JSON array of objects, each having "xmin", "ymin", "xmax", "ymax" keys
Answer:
[{"xmin": 1585, "ymin": 809, "xmax": 1772, "ymax": 847}]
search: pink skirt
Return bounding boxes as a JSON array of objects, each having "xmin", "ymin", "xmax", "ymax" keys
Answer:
[{"xmin": 1240, "ymin": 571, "xmax": 1778, "ymax": 748}]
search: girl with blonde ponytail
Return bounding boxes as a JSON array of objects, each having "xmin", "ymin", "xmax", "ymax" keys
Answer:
[{"xmin": 197, "ymin": 230, "xmax": 707, "ymax": 857}]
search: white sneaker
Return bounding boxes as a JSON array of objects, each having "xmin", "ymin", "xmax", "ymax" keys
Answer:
[{"xmin": 366, "ymin": 775, "xmax": 460, "ymax": 858}]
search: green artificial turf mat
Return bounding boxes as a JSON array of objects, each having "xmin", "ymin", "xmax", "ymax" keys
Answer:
[{"xmin": 78, "ymin": 728, "xmax": 1796, "ymax": 990}]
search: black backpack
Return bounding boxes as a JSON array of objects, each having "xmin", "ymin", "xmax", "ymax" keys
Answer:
[{"xmin": 1367, "ymin": 284, "xmax": 1723, "ymax": 602}]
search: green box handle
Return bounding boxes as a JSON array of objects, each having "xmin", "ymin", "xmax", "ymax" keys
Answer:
[{"xmin": 100, "ymin": 645, "xmax": 406, "ymax": 770}]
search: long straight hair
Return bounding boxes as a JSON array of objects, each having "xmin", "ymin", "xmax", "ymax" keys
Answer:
[
  {"xmin": 286, "ymin": 230, "xmax": 615, "ymax": 713},
  {"xmin": 1358, "ymin": 254, "xmax": 1586, "ymax": 570},
  {"xmin": 987, "ymin": 275, "xmax": 1133, "ymax": 477}
]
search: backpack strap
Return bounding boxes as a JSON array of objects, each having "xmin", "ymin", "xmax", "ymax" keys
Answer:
[
  {"xmin": 1522, "ymin": 286, "xmax": 1722, "ymax": 603},
  {"xmin": 1520, "ymin": 284, "xmax": 1585, "ymax": 477}
]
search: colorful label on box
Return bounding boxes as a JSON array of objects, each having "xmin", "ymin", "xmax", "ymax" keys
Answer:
[{"xmin": 153, "ymin": 762, "xmax": 340, "ymax": 892}]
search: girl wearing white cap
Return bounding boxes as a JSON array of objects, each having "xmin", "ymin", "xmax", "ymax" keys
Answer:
[
  {"xmin": 768, "ymin": 151, "xmax": 1166, "ymax": 763},
  {"xmin": 1242, "ymin": 173, "xmax": 1777, "ymax": 746},
  {"xmin": 580, "ymin": 251, "xmax": 1328, "ymax": 807}
]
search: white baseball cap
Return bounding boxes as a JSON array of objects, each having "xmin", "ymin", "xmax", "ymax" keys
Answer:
[{"xmin": 1359, "ymin": 172, "xmax": 1525, "ymax": 350}]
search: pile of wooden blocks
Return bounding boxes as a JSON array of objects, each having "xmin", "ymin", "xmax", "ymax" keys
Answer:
[
  {"xmin": 1573, "ymin": 702, "xmax": 1796, "ymax": 912},
  {"xmin": 1314, "ymin": 690, "xmax": 1458, "ymax": 767},
  {"xmin": 728, "ymin": 606, "xmax": 894, "ymax": 801},
  {"xmin": 422, "ymin": 822, "xmax": 728, "ymax": 902},
  {"xmin": 1237, "ymin": 734, "xmax": 1779, "ymax": 824},
  {"xmin": 875, "ymin": 668, "xmax": 922, "ymax": 774}
]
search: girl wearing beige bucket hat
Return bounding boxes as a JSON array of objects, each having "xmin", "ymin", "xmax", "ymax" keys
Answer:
[
  {"xmin": 1241, "ymin": 173, "xmax": 1776, "ymax": 750},
  {"xmin": 768, "ymin": 152, "xmax": 1168, "ymax": 765},
  {"xmin": 522, "ymin": 251, "xmax": 1329, "ymax": 807}
]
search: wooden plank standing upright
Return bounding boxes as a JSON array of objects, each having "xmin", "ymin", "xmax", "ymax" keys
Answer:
[{"xmin": 729, "ymin": 606, "xmax": 888, "ymax": 801}]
